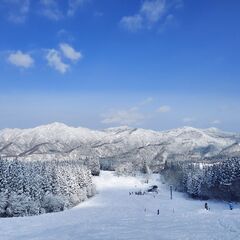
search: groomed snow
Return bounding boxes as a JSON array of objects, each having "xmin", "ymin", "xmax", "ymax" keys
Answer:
[{"xmin": 0, "ymin": 171, "xmax": 240, "ymax": 240}]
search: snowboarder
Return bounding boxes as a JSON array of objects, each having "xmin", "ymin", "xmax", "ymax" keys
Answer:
[
  {"xmin": 157, "ymin": 209, "xmax": 160, "ymax": 215},
  {"xmin": 204, "ymin": 202, "xmax": 209, "ymax": 210}
]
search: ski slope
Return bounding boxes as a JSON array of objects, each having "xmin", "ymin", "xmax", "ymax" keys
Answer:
[{"xmin": 1, "ymin": 171, "xmax": 240, "ymax": 240}]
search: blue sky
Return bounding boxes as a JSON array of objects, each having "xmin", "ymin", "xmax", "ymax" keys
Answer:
[{"xmin": 0, "ymin": 0, "xmax": 240, "ymax": 131}]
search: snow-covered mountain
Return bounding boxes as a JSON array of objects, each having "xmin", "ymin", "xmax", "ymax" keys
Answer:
[{"xmin": 0, "ymin": 122, "xmax": 239, "ymax": 173}]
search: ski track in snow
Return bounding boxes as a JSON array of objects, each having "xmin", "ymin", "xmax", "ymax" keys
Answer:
[{"xmin": 1, "ymin": 171, "xmax": 240, "ymax": 240}]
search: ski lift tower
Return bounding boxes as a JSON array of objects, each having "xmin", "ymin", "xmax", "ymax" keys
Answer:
[{"xmin": 170, "ymin": 185, "xmax": 173, "ymax": 200}]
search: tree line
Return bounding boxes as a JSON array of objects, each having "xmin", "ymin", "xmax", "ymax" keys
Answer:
[
  {"xmin": 162, "ymin": 157, "xmax": 240, "ymax": 201},
  {"xmin": 0, "ymin": 159, "xmax": 96, "ymax": 217}
]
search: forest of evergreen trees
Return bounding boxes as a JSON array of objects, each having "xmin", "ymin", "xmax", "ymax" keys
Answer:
[
  {"xmin": 162, "ymin": 157, "xmax": 240, "ymax": 201},
  {"xmin": 0, "ymin": 159, "xmax": 96, "ymax": 217}
]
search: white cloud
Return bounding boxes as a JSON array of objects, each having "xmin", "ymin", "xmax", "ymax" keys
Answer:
[
  {"xmin": 120, "ymin": 15, "xmax": 143, "ymax": 32},
  {"xmin": 102, "ymin": 107, "xmax": 144, "ymax": 125},
  {"xmin": 57, "ymin": 29, "xmax": 75, "ymax": 42},
  {"xmin": 101, "ymin": 97, "xmax": 155, "ymax": 125},
  {"xmin": 45, "ymin": 43, "xmax": 82, "ymax": 73},
  {"xmin": 67, "ymin": 0, "xmax": 88, "ymax": 16},
  {"xmin": 40, "ymin": 0, "xmax": 88, "ymax": 20},
  {"xmin": 46, "ymin": 49, "xmax": 69, "ymax": 74},
  {"xmin": 140, "ymin": 97, "xmax": 154, "ymax": 106},
  {"xmin": 211, "ymin": 120, "xmax": 221, "ymax": 125},
  {"xmin": 157, "ymin": 105, "xmax": 171, "ymax": 113},
  {"xmin": 60, "ymin": 43, "xmax": 82, "ymax": 61},
  {"xmin": 2, "ymin": 0, "xmax": 89, "ymax": 22},
  {"xmin": 140, "ymin": 0, "xmax": 166, "ymax": 23},
  {"xmin": 57, "ymin": 29, "xmax": 68, "ymax": 36},
  {"xmin": 120, "ymin": 0, "xmax": 182, "ymax": 31},
  {"xmin": 182, "ymin": 117, "xmax": 195, "ymax": 123},
  {"xmin": 2, "ymin": 0, "xmax": 30, "ymax": 23},
  {"xmin": 7, "ymin": 51, "xmax": 34, "ymax": 68},
  {"xmin": 101, "ymin": 97, "xmax": 156, "ymax": 126},
  {"xmin": 40, "ymin": 0, "xmax": 63, "ymax": 20}
]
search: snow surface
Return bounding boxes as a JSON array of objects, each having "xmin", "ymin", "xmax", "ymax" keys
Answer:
[{"xmin": 1, "ymin": 171, "xmax": 240, "ymax": 240}]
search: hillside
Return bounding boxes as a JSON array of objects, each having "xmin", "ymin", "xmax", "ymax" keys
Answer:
[
  {"xmin": 0, "ymin": 171, "xmax": 239, "ymax": 240},
  {"xmin": 0, "ymin": 123, "xmax": 239, "ymax": 173}
]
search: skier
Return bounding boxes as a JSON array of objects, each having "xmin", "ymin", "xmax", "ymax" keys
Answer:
[
  {"xmin": 204, "ymin": 202, "xmax": 209, "ymax": 210},
  {"xmin": 157, "ymin": 209, "xmax": 160, "ymax": 215},
  {"xmin": 229, "ymin": 202, "xmax": 233, "ymax": 210}
]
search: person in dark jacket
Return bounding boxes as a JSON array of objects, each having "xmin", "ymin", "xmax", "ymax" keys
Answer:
[{"xmin": 204, "ymin": 202, "xmax": 209, "ymax": 210}]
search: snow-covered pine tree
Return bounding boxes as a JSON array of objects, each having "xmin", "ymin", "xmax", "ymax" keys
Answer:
[{"xmin": 0, "ymin": 159, "xmax": 96, "ymax": 217}]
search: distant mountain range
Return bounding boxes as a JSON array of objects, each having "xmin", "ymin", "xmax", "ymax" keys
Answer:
[{"xmin": 0, "ymin": 122, "xmax": 239, "ymax": 173}]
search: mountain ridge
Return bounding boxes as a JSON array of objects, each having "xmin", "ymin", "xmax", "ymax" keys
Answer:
[{"xmin": 0, "ymin": 122, "xmax": 239, "ymax": 173}]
